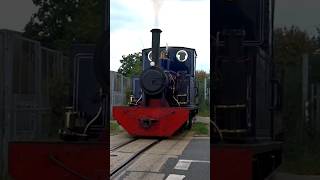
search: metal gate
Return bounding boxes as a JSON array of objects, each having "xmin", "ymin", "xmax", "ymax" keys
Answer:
[
  {"xmin": 0, "ymin": 29, "xmax": 70, "ymax": 179},
  {"xmin": 110, "ymin": 71, "xmax": 131, "ymax": 118}
]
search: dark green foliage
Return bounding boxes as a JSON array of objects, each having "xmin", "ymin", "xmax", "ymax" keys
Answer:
[
  {"xmin": 24, "ymin": 0, "xmax": 103, "ymax": 53},
  {"xmin": 274, "ymin": 26, "xmax": 317, "ymax": 65},
  {"xmin": 47, "ymin": 75, "xmax": 70, "ymax": 137},
  {"xmin": 110, "ymin": 121, "xmax": 122, "ymax": 135},
  {"xmin": 274, "ymin": 26, "xmax": 320, "ymax": 174},
  {"xmin": 191, "ymin": 122, "xmax": 209, "ymax": 135},
  {"xmin": 198, "ymin": 103, "xmax": 210, "ymax": 117},
  {"xmin": 118, "ymin": 52, "xmax": 142, "ymax": 77}
]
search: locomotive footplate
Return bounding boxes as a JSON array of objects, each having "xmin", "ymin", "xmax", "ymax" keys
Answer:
[
  {"xmin": 113, "ymin": 106, "xmax": 194, "ymax": 137},
  {"xmin": 211, "ymin": 142, "xmax": 282, "ymax": 180}
]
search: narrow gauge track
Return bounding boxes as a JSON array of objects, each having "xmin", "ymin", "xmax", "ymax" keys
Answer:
[
  {"xmin": 110, "ymin": 138, "xmax": 138, "ymax": 151},
  {"xmin": 110, "ymin": 139, "xmax": 161, "ymax": 178}
]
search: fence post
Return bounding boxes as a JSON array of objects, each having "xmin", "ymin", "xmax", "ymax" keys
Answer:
[
  {"xmin": 302, "ymin": 53, "xmax": 309, "ymax": 142},
  {"xmin": 110, "ymin": 71, "xmax": 114, "ymax": 118},
  {"xmin": 313, "ymin": 83, "xmax": 320, "ymax": 135},
  {"xmin": 121, "ymin": 74, "xmax": 124, "ymax": 104},
  {"xmin": 204, "ymin": 77, "xmax": 207, "ymax": 101}
]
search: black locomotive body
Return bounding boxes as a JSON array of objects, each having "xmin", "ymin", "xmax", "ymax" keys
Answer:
[
  {"xmin": 211, "ymin": 1, "xmax": 282, "ymax": 179},
  {"xmin": 212, "ymin": 0, "xmax": 278, "ymax": 141}
]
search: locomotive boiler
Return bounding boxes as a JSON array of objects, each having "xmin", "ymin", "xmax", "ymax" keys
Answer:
[{"xmin": 113, "ymin": 29, "xmax": 198, "ymax": 137}]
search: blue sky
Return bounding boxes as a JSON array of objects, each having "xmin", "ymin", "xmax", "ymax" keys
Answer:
[
  {"xmin": 110, "ymin": 0, "xmax": 210, "ymax": 72},
  {"xmin": 110, "ymin": 1, "xmax": 142, "ymax": 32}
]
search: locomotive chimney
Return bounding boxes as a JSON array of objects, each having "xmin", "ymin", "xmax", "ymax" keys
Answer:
[{"xmin": 151, "ymin": 29, "xmax": 162, "ymax": 66}]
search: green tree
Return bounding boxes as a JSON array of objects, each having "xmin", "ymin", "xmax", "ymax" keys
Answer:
[
  {"xmin": 24, "ymin": 0, "xmax": 103, "ymax": 52},
  {"xmin": 118, "ymin": 52, "xmax": 143, "ymax": 77},
  {"xmin": 274, "ymin": 26, "xmax": 320, "ymax": 174},
  {"xmin": 274, "ymin": 26, "xmax": 317, "ymax": 65},
  {"xmin": 274, "ymin": 26, "xmax": 315, "ymax": 139}
]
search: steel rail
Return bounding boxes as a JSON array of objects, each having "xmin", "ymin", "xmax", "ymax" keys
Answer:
[
  {"xmin": 110, "ymin": 138, "xmax": 138, "ymax": 152},
  {"xmin": 110, "ymin": 139, "xmax": 161, "ymax": 178}
]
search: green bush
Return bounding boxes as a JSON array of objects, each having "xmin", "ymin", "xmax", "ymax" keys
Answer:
[{"xmin": 192, "ymin": 122, "xmax": 209, "ymax": 135}]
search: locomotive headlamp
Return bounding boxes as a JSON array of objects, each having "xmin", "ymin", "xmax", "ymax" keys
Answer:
[
  {"xmin": 148, "ymin": 51, "xmax": 153, "ymax": 61},
  {"xmin": 176, "ymin": 50, "xmax": 188, "ymax": 62}
]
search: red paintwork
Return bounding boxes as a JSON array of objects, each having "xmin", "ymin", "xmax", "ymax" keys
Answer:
[
  {"xmin": 9, "ymin": 142, "xmax": 107, "ymax": 180},
  {"xmin": 113, "ymin": 106, "xmax": 189, "ymax": 137},
  {"xmin": 211, "ymin": 146, "xmax": 253, "ymax": 180},
  {"xmin": 211, "ymin": 142, "xmax": 282, "ymax": 180},
  {"xmin": 147, "ymin": 99, "xmax": 167, "ymax": 107}
]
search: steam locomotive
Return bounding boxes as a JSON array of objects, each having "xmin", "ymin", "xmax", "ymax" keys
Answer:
[
  {"xmin": 113, "ymin": 29, "xmax": 198, "ymax": 137},
  {"xmin": 211, "ymin": 0, "xmax": 283, "ymax": 180}
]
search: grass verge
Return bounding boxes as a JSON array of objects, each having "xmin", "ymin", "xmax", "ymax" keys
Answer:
[
  {"xmin": 191, "ymin": 122, "xmax": 209, "ymax": 136},
  {"xmin": 198, "ymin": 103, "xmax": 210, "ymax": 117},
  {"xmin": 110, "ymin": 121, "xmax": 122, "ymax": 135}
]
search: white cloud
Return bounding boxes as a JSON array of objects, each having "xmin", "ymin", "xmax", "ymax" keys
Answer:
[{"xmin": 110, "ymin": 0, "xmax": 210, "ymax": 72}]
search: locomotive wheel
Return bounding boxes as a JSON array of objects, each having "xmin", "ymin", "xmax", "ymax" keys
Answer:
[{"xmin": 184, "ymin": 117, "xmax": 193, "ymax": 130}]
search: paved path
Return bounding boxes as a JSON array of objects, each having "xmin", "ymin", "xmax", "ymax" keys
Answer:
[
  {"xmin": 195, "ymin": 116, "xmax": 210, "ymax": 124},
  {"xmin": 110, "ymin": 132, "xmax": 133, "ymax": 149},
  {"xmin": 112, "ymin": 131, "xmax": 195, "ymax": 180},
  {"xmin": 161, "ymin": 137, "xmax": 210, "ymax": 180}
]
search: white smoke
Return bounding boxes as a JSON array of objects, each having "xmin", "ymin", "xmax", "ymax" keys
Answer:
[{"xmin": 152, "ymin": 0, "xmax": 164, "ymax": 28}]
